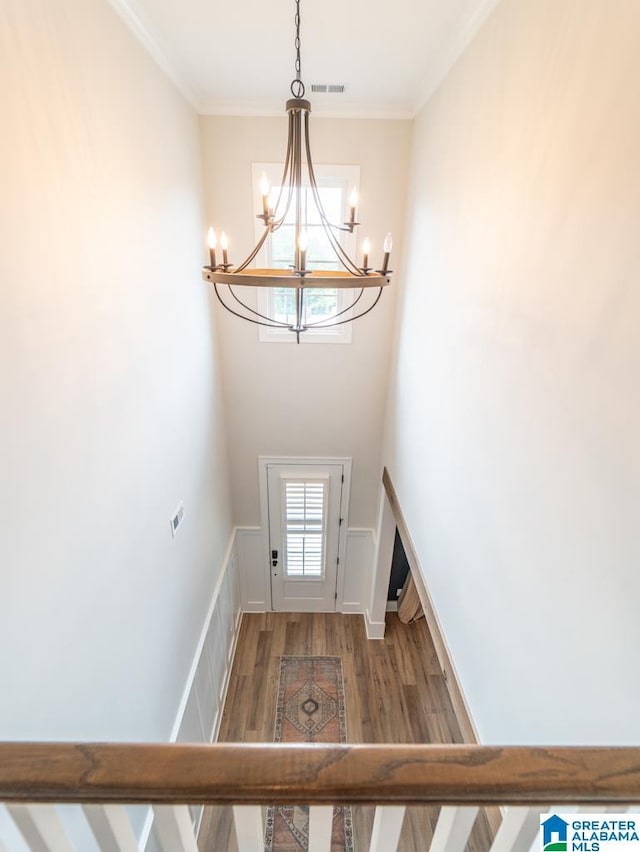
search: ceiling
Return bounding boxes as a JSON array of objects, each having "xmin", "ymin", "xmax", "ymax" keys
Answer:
[{"xmin": 109, "ymin": 0, "xmax": 499, "ymax": 118}]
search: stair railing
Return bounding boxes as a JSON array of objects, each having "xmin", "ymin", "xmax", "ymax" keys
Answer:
[{"xmin": 1, "ymin": 742, "xmax": 640, "ymax": 851}]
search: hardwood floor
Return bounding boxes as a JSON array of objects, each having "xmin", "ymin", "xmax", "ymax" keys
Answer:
[{"xmin": 198, "ymin": 612, "xmax": 493, "ymax": 851}]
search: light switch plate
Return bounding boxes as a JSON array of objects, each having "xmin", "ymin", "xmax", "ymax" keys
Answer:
[{"xmin": 170, "ymin": 502, "xmax": 185, "ymax": 537}]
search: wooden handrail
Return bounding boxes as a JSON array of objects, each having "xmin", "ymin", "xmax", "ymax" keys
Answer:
[{"xmin": 2, "ymin": 743, "xmax": 640, "ymax": 806}]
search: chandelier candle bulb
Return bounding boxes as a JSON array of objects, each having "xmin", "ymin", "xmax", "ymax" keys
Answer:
[
  {"xmin": 349, "ymin": 188, "xmax": 358, "ymax": 225},
  {"xmin": 298, "ymin": 230, "xmax": 309, "ymax": 272},
  {"xmin": 220, "ymin": 231, "xmax": 229, "ymax": 267},
  {"xmin": 260, "ymin": 173, "xmax": 271, "ymax": 217},
  {"xmin": 207, "ymin": 227, "xmax": 217, "ymax": 268},
  {"xmin": 382, "ymin": 232, "xmax": 393, "ymax": 273},
  {"xmin": 362, "ymin": 238, "xmax": 371, "ymax": 270}
]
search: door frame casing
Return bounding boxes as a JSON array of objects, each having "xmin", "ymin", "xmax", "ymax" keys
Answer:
[{"xmin": 258, "ymin": 456, "xmax": 352, "ymax": 612}]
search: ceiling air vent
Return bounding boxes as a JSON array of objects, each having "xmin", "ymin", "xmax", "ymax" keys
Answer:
[{"xmin": 310, "ymin": 84, "xmax": 346, "ymax": 94}]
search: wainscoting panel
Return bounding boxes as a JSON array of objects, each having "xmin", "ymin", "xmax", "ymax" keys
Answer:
[
  {"xmin": 175, "ymin": 683, "xmax": 203, "ymax": 744},
  {"xmin": 193, "ymin": 651, "xmax": 215, "ymax": 743},
  {"xmin": 236, "ymin": 527, "xmax": 268, "ymax": 611},
  {"xmin": 342, "ymin": 529, "xmax": 375, "ymax": 613},
  {"xmin": 174, "ymin": 533, "xmax": 243, "ymax": 747},
  {"xmin": 209, "ymin": 607, "xmax": 228, "ymax": 708}
]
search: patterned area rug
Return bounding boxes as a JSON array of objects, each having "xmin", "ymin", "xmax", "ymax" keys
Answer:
[{"xmin": 264, "ymin": 656, "xmax": 354, "ymax": 851}]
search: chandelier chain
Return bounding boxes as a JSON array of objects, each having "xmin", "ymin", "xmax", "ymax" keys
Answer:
[{"xmin": 290, "ymin": 0, "xmax": 305, "ymax": 98}]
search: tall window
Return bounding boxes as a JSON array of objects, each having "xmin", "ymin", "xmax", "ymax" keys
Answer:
[{"xmin": 253, "ymin": 163, "xmax": 360, "ymax": 343}]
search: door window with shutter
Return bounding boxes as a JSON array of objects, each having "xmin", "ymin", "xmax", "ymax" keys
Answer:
[{"xmin": 283, "ymin": 478, "xmax": 327, "ymax": 578}]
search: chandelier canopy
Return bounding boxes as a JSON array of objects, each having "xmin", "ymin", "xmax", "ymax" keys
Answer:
[{"xmin": 202, "ymin": 0, "xmax": 393, "ymax": 343}]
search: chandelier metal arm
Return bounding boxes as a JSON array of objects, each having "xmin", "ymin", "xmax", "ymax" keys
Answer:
[
  {"xmin": 270, "ymin": 114, "xmax": 297, "ymax": 230},
  {"xmin": 302, "ymin": 288, "xmax": 365, "ymax": 327},
  {"xmin": 227, "ymin": 285, "xmax": 292, "ymax": 326},
  {"xmin": 262, "ymin": 104, "xmax": 366, "ymax": 272},
  {"xmin": 268, "ymin": 116, "xmax": 296, "ymax": 230},
  {"xmin": 234, "ymin": 226, "xmax": 271, "ymax": 273},
  {"xmin": 213, "ymin": 283, "xmax": 292, "ymax": 329},
  {"xmin": 303, "ymin": 112, "xmax": 364, "ymax": 276},
  {"xmin": 293, "ymin": 104, "xmax": 304, "ymax": 332},
  {"xmin": 325, "ymin": 221, "xmax": 358, "ymax": 235},
  {"xmin": 305, "ymin": 174, "xmax": 362, "ymax": 274},
  {"xmin": 307, "ymin": 287, "xmax": 384, "ymax": 328},
  {"xmin": 293, "ymin": 105, "xmax": 303, "ymax": 269},
  {"xmin": 308, "ymin": 186, "xmax": 363, "ymax": 276}
]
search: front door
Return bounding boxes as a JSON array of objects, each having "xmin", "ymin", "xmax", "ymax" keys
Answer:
[{"xmin": 267, "ymin": 462, "xmax": 345, "ymax": 612}]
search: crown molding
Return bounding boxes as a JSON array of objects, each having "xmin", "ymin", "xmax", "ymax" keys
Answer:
[
  {"xmin": 106, "ymin": 0, "xmax": 200, "ymax": 110},
  {"xmin": 198, "ymin": 99, "xmax": 415, "ymax": 121},
  {"xmin": 412, "ymin": 0, "xmax": 502, "ymax": 116},
  {"xmin": 107, "ymin": 0, "xmax": 500, "ymax": 123}
]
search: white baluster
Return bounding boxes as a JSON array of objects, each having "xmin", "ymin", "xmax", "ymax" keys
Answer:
[
  {"xmin": 0, "ymin": 805, "xmax": 16, "ymax": 852},
  {"xmin": 308, "ymin": 806, "xmax": 333, "ymax": 851},
  {"xmin": 489, "ymin": 807, "xmax": 540, "ymax": 852},
  {"xmin": 429, "ymin": 806, "xmax": 479, "ymax": 852},
  {"xmin": 7, "ymin": 805, "xmax": 77, "ymax": 852},
  {"xmin": 232, "ymin": 805, "xmax": 264, "ymax": 852},
  {"xmin": 369, "ymin": 806, "xmax": 406, "ymax": 852},
  {"xmin": 152, "ymin": 805, "xmax": 198, "ymax": 852},
  {"xmin": 82, "ymin": 805, "xmax": 139, "ymax": 851}
]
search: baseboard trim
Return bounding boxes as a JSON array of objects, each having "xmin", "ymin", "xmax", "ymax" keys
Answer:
[
  {"xmin": 341, "ymin": 602, "xmax": 365, "ymax": 614},
  {"xmin": 364, "ymin": 609, "xmax": 386, "ymax": 639}
]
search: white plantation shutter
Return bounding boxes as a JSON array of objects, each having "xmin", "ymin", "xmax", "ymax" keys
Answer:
[{"xmin": 283, "ymin": 479, "xmax": 327, "ymax": 577}]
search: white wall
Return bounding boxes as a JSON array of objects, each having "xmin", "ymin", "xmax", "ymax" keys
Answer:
[
  {"xmin": 200, "ymin": 115, "xmax": 411, "ymax": 529},
  {"xmin": 384, "ymin": 0, "xmax": 640, "ymax": 744},
  {"xmin": 0, "ymin": 0, "xmax": 232, "ymax": 741}
]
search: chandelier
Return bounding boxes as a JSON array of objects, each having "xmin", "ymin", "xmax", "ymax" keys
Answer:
[{"xmin": 202, "ymin": 0, "xmax": 393, "ymax": 343}]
